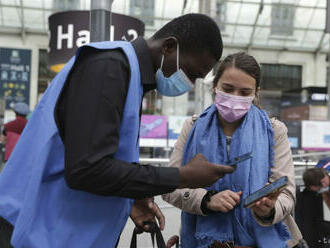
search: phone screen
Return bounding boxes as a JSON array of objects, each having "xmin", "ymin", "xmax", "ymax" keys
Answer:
[{"xmin": 226, "ymin": 152, "xmax": 253, "ymax": 166}]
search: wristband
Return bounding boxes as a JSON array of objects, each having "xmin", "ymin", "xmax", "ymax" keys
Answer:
[{"xmin": 200, "ymin": 190, "xmax": 218, "ymax": 215}]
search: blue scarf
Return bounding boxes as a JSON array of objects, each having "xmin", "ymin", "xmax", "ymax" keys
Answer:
[{"xmin": 181, "ymin": 104, "xmax": 290, "ymax": 248}]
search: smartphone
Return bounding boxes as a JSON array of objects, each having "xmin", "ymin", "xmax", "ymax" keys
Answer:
[
  {"xmin": 226, "ymin": 152, "xmax": 253, "ymax": 166},
  {"xmin": 243, "ymin": 176, "xmax": 288, "ymax": 208}
]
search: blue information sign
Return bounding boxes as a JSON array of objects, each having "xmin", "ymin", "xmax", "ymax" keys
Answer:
[{"xmin": 0, "ymin": 48, "xmax": 31, "ymax": 109}]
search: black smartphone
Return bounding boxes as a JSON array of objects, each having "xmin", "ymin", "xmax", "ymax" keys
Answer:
[
  {"xmin": 226, "ymin": 152, "xmax": 253, "ymax": 166},
  {"xmin": 243, "ymin": 176, "xmax": 288, "ymax": 208}
]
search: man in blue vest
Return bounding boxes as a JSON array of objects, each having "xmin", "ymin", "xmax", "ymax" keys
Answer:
[{"xmin": 0, "ymin": 14, "xmax": 234, "ymax": 248}]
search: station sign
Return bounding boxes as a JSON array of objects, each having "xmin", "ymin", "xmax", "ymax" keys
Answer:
[{"xmin": 48, "ymin": 11, "xmax": 145, "ymax": 72}]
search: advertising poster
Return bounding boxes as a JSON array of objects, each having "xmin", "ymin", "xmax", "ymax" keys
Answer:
[
  {"xmin": 139, "ymin": 115, "xmax": 167, "ymax": 147},
  {"xmin": 0, "ymin": 48, "xmax": 31, "ymax": 109},
  {"xmin": 168, "ymin": 116, "xmax": 189, "ymax": 147},
  {"xmin": 302, "ymin": 120, "xmax": 330, "ymax": 150}
]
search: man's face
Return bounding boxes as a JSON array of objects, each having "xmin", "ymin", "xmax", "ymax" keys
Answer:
[
  {"xmin": 161, "ymin": 49, "xmax": 217, "ymax": 84},
  {"xmin": 321, "ymin": 175, "xmax": 330, "ymax": 187},
  {"xmin": 310, "ymin": 175, "xmax": 330, "ymax": 192}
]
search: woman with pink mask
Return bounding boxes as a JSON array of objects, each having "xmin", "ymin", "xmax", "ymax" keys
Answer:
[{"xmin": 163, "ymin": 53, "xmax": 302, "ymax": 248}]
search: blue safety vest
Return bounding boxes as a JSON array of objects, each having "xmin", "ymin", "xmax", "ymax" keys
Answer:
[{"xmin": 0, "ymin": 41, "xmax": 143, "ymax": 248}]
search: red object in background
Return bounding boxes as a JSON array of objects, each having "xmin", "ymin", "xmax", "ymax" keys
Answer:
[
  {"xmin": 4, "ymin": 116, "xmax": 27, "ymax": 135},
  {"xmin": 4, "ymin": 131, "xmax": 20, "ymax": 161},
  {"xmin": 3, "ymin": 116, "xmax": 27, "ymax": 161}
]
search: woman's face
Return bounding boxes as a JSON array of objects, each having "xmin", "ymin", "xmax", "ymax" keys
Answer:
[
  {"xmin": 215, "ymin": 67, "xmax": 257, "ymax": 97},
  {"xmin": 321, "ymin": 174, "xmax": 330, "ymax": 187}
]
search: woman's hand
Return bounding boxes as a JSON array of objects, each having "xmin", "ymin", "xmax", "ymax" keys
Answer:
[
  {"xmin": 207, "ymin": 190, "xmax": 242, "ymax": 213},
  {"xmin": 251, "ymin": 191, "xmax": 280, "ymax": 218}
]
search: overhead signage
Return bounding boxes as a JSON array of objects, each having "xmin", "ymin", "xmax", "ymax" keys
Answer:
[{"xmin": 48, "ymin": 11, "xmax": 145, "ymax": 72}]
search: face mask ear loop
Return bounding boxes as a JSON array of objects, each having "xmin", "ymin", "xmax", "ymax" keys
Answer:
[
  {"xmin": 176, "ymin": 42, "xmax": 180, "ymax": 71},
  {"xmin": 160, "ymin": 55, "xmax": 164, "ymax": 70}
]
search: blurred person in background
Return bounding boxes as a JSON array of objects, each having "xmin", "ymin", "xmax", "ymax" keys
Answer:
[
  {"xmin": 0, "ymin": 102, "xmax": 29, "ymax": 164},
  {"xmin": 295, "ymin": 168, "xmax": 330, "ymax": 247},
  {"xmin": 302, "ymin": 168, "xmax": 329, "ymax": 209},
  {"xmin": 163, "ymin": 52, "xmax": 302, "ymax": 248},
  {"xmin": 0, "ymin": 14, "xmax": 236, "ymax": 248}
]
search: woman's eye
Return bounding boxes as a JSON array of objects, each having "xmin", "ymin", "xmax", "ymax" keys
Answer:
[
  {"xmin": 222, "ymin": 87, "xmax": 233, "ymax": 93},
  {"xmin": 241, "ymin": 91, "xmax": 253, "ymax": 96}
]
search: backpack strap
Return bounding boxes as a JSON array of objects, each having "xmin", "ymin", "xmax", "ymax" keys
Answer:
[{"xmin": 130, "ymin": 222, "xmax": 166, "ymax": 248}]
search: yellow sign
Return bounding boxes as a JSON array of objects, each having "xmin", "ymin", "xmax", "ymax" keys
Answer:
[{"xmin": 50, "ymin": 64, "xmax": 65, "ymax": 73}]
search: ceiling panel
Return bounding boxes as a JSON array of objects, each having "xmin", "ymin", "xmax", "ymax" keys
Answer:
[{"xmin": 0, "ymin": 0, "xmax": 328, "ymax": 52}]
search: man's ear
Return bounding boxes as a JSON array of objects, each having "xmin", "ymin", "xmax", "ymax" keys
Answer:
[{"xmin": 161, "ymin": 37, "xmax": 178, "ymax": 56}]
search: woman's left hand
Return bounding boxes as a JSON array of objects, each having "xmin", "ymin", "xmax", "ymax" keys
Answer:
[{"xmin": 251, "ymin": 191, "xmax": 281, "ymax": 218}]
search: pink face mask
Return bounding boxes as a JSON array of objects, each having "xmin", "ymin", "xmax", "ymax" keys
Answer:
[{"xmin": 214, "ymin": 90, "xmax": 254, "ymax": 123}]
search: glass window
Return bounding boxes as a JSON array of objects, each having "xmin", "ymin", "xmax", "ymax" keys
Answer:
[
  {"xmin": 53, "ymin": 0, "xmax": 81, "ymax": 11},
  {"xmin": 261, "ymin": 64, "xmax": 302, "ymax": 90},
  {"xmin": 271, "ymin": 3, "xmax": 295, "ymax": 36},
  {"xmin": 130, "ymin": 0, "xmax": 154, "ymax": 26},
  {"xmin": 215, "ymin": 0, "xmax": 226, "ymax": 31}
]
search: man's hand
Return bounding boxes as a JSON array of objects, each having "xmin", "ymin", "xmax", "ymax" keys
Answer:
[
  {"xmin": 207, "ymin": 190, "xmax": 242, "ymax": 213},
  {"xmin": 178, "ymin": 153, "xmax": 235, "ymax": 189},
  {"xmin": 130, "ymin": 198, "xmax": 165, "ymax": 233}
]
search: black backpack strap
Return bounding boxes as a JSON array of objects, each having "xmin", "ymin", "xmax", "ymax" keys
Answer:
[
  {"xmin": 130, "ymin": 228, "xmax": 139, "ymax": 248},
  {"xmin": 129, "ymin": 222, "xmax": 166, "ymax": 248}
]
